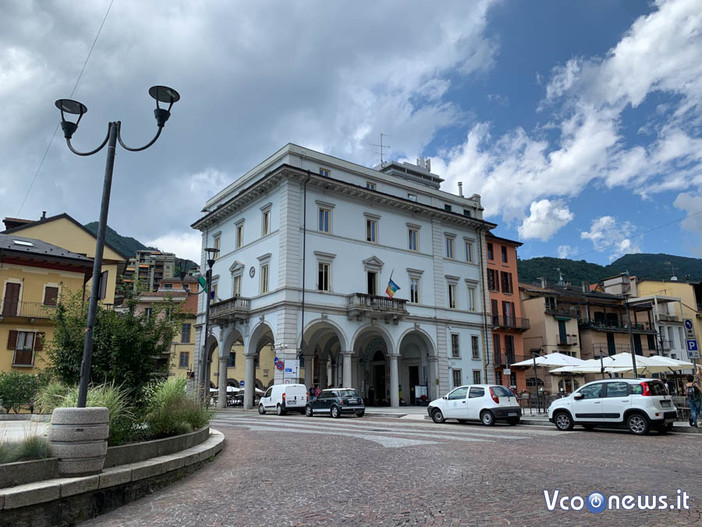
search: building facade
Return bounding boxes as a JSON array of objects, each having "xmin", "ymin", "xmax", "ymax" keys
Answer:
[
  {"xmin": 192, "ymin": 144, "xmax": 496, "ymax": 408},
  {"xmin": 123, "ymin": 250, "xmax": 177, "ymax": 293},
  {"xmin": 0, "ymin": 233, "xmax": 93, "ymax": 373}
]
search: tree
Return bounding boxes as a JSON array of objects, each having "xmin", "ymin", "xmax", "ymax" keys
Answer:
[
  {"xmin": 47, "ymin": 290, "xmax": 182, "ymax": 402},
  {"xmin": 0, "ymin": 372, "xmax": 43, "ymax": 413}
]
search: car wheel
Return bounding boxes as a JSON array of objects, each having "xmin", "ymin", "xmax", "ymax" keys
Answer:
[
  {"xmin": 480, "ymin": 410, "xmax": 495, "ymax": 426},
  {"xmin": 507, "ymin": 417, "xmax": 520, "ymax": 426},
  {"xmin": 431, "ymin": 408, "xmax": 445, "ymax": 424},
  {"xmin": 356, "ymin": 411, "xmax": 365, "ymax": 417},
  {"xmin": 627, "ymin": 413, "xmax": 650, "ymax": 435},
  {"xmin": 330, "ymin": 405, "xmax": 341, "ymax": 418},
  {"xmin": 554, "ymin": 411, "xmax": 574, "ymax": 431},
  {"xmin": 276, "ymin": 404, "xmax": 285, "ymax": 416},
  {"xmin": 258, "ymin": 404, "xmax": 265, "ymax": 415},
  {"xmin": 305, "ymin": 405, "xmax": 313, "ymax": 417}
]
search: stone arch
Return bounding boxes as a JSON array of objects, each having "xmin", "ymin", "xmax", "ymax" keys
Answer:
[
  {"xmin": 301, "ymin": 318, "xmax": 347, "ymax": 390},
  {"xmin": 351, "ymin": 324, "xmax": 395, "ymax": 406},
  {"xmin": 397, "ymin": 328, "xmax": 437, "ymax": 404}
]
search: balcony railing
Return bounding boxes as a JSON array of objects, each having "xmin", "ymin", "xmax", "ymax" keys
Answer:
[
  {"xmin": 657, "ymin": 313, "xmax": 681, "ymax": 323},
  {"xmin": 494, "ymin": 351, "xmax": 515, "ymax": 366},
  {"xmin": 209, "ymin": 297, "xmax": 250, "ymax": 323},
  {"xmin": 544, "ymin": 306, "xmax": 573, "ymax": 318},
  {"xmin": 555, "ymin": 334, "xmax": 578, "ymax": 346},
  {"xmin": 347, "ymin": 293, "xmax": 408, "ymax": 322},
  {"xmin": 0, "ymin": 300, "xmax": 56, "ymax": 319},
  {"xmin": 580, "ymin": 320, "xmax": 655, "ymax": 332},
  {"xmin": 490, "ymin": 315, "xmax": 530, "ymax": 331}
]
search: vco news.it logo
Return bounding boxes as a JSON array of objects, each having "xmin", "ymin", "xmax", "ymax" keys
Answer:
[{"xmin": 544, "ymin": 489, "xmax": 691, "ymax": 513}]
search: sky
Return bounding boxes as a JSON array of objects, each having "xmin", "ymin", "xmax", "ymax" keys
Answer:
[{"xmin": 2, "ymin": 0, "xmax": 701, "ymax": 267}]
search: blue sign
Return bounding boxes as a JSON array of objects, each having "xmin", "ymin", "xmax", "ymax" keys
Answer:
[
  {"xmin": 686, "ymin": 339, "xmax": 698, "ymax": 352},
  {"xmin": 239, "ymin": 380, "xmax": 245, "ymax": 387},
  {"xmin": 685, "ymin": 319, "xmax": 694, "ymax": 331}
]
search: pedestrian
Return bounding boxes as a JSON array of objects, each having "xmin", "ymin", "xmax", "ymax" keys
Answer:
[
  {"xmin": 309, "ymin": 384, "xmax": 317, "ymax": 401},
  {"xmin": 685, "ymin": 374, "xmax": 702, "ymax": 427},
  {"xmin": 314, "ymin": 385, "xmax": 321, "ymax": 398}
]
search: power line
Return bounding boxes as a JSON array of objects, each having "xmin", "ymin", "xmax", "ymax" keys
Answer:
[{"xmin": 16, "ymin": 0, "xmax": 115, "ymax": 216}]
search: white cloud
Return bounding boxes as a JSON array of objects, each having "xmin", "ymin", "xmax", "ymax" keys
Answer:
[
  {"xmin": 518, "ymin": 200, "xmax": 574, "ymax": 241},
  {"xmin": 558, "ymin": 245, "xmax": 578, "ymax": 259},
  {"xmin": 146, "ymin": 231, "xmax": 202, "ymax": 264},
  {"xmin": 580, "ymin": 216, "xmax": 641, "ymax": 260},
  {"xmin": 674, "ymin": 190, "xmax": 702, "ymax": 256}
]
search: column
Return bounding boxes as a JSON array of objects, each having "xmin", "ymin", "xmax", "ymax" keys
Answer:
[
  {"xmin": 326, "ymin": 358, "xmax": 332, "ymax": 387},
  {"xmin": 217, "ymin": 356, "xmax": 228, "ymax": 409},
  {"xmin": 342, "ymin": 351, "xmax": 352, "ymax": 388},
  {"xmin": 428, "ymin": 356, "xmax": 439, "ymax": 400},
  {"xmin": 244, "ymin": 353, "xmax": 256, "ymax": 409},
  {"xmin": 389, "ymin": 354, "xmax": 400, "ymax": 407},
  {"xmin": 303, "ymin": 354, "xmax": 315, "ymax": 387}
]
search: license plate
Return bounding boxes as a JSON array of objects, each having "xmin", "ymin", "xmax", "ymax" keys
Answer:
[
  {"xmin": 661, "ymin": 401, "xmax": 671, "ymax": 407},
  {"xmin": 508, "ymin": 412, "xmax": 518, "ymax": 416}
]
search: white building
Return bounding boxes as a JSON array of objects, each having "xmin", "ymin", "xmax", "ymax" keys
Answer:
[{"xmin": 192, "ymin": 144, "xmax": 496, "ymax": 408}]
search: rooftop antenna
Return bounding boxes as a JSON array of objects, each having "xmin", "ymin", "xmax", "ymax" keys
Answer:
[
  {"xmin": 555, "ymin": 267, "xmax": 565, "ymax": 286},
  {"xmin": 369, "ymin": 133, "xmax": 391, "ymax": 166},
  {"xmin": 667, "ymin": 262, "xmax": 678, "ymax": 281}
]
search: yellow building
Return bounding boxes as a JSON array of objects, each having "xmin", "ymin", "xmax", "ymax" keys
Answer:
[
  {"xmin": 1, "ymin": 233, "xmax": 93, "ymax": 373},
  {"xmin": 2, "ymin": 213, "xmax": 126, "ymax": 306}
]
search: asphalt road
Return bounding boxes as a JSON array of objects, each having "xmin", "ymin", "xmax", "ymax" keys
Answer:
[{"xmin": 81, "ymin": 412, "xmax": 702, "ymax": 526}]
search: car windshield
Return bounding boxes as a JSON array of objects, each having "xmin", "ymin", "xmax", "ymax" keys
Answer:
[
  {"xmin": 492, "ymin": 386, "xmax": 513, "ymax": 397},
  {"xmin": 338, "ymin": 390, "xmax": 359, "ymax": 398}
]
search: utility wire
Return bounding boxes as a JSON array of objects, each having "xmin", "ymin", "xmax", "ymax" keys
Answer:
[{"xmin": 16, "ymin": 0, "xmax": 115, "ymax": 216}]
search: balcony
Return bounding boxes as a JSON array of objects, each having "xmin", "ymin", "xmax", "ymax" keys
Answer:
[
  {"xmin": 209, "ymin": 296, "xmax": 250, "ymax": 324},
  {"xmin": 545, "ymin": 306, "xmax": 574, "ymax": 318},
  {"xmin": 347, "ymin": 293, "xmax": 408, "ymax": 323},
  {"xmin": 555, "ymin": 334, "xmax": 578, "ymax": 346},
  {"xmin": 657, "ymin": 313, "xmax": 681, "ymax": 323},
  {"xmin": 493, "ymin": 351, "xmax": 515, "ymax": 366},
  {"xmin": 490, "ymin": 315, "xmax": 530, "ymax": 331},
  {"xmin": 1, "ymin": 300, "xmax": 56, "ymax": 320}
]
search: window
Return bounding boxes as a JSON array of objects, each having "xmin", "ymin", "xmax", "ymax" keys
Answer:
[
  {"xmin": 410, "ymin": 277, "xmax": 420, "ymax": 304},
  {"xmin": 43, "ymin": 285, "xmax": 59, "ymax": 307},
  {"xmin": 500, "ymin": 271, "xmax": 513, "ymax": 294},
  {"xmin": 471, "ymin": 335, "xmax": 480, "ymax": 360},
  {"xmin": 452, "ymin": 369, "xmax": 462, "ymax": 388},
  {"xmin": 318, "ymin": 262, "xmax": 330, "ymax": 292},
  {"xmin": 319, "ymin": 167, "xmax": 330, "ymax": 177},
  {"xmin": 227, "ymin": 352, "xmax": 236, "ymax": 368},
  {"xmin": 367, "ymin": 271, "xmax": 377, "ymax": 296},
  {"xmin": 366, "ymin": 181, "xmax": 376, "ymax": 190},
  {"xmin": 487, "ymin": 242, "xmax": 494, "ymax": 260},
  {"xmin": 605, "ymin": 382, "xmax": 629, "ymax": 398},
  {"xmin": 467, "ymin": 285, "xmax": 476, "ymax": 311},
  {"xmin": 366, "ymin": 218, "xmax": 377, "ymax": 243},
  {"xmin": 444, "ymin": 204, "xmax": 452, "ymax": 212},
  {"xmin": 181, "ymin": 323, "xmax": 191, "ymax": 343},
  {"xmin": 579, "ymin": 383, "xmax": 604, "ymax": 399},
  {"xmin": 502, "ymin": 301, "xmax": 515, "ymax": 326},
  {"xmin": 463, "ymin": 209, "xmax": 471, "ymax": 217},
  {"xmin": 7, "ymin": 330, "xmax": 43, "ymax": 367},
  {"xmin": 262, "ymin": 210, "xmax": 270, "ymax": 236},
  {"xmin": 408, "ymin": 193, "xmax": 417, "ymax": 202},
  {"xmin": 504, "ymin": 335, "xmax": 515, "ymax": 364},
  {"xmin": 647, "ymin": 334, "xmax": 656, "ymax": 350},
  {"xmin": 260, "ymin": 264, "xmax": 269, "ymax": 294},
  {"xmin": 318, "ymin": 207, "xmax": 331, "ymax": 233},
  {"xmin": 445, "ymin": 236, "xmax": 455, "ymax": 258},
  {"xmin": 451, "ymin": 334, "xmax": 460, "ymax": 358},
  {"xmin": 501, "ymin": 246, "xmax": 508, "ymax": 263},
  {"xmin": 408, "ymin": 229, "xmax": 418, "ymax": 251},
  {"xmin": 213, "ymin": 234, "xmax": 221, "ymax": 256},
  {"xmin": 236, "ymin": 223, "xmax": 244, "ymax": 248},
  {"xmin": 465, "ymin": 241, "xmax": 474, "ymax": 263},
  {"xmin": 233, "ymin": 274, "xmax": 242, "ymax": 297},
  {"xmin": 493, "ymin": 334, "xmax": 501, "ymax": 361},
  {"xmin": 469, "ymin": 386, "xmax": 484, "ymax": 398},
  {"xmin": 448, "ymin": 283, "xmax": 457, "ymax": 309},
  {"xmin": 472, "ymin": 370, "xmax": 481, "ymax": 384},
  {"xmin": 487, "ymin": 269, "xmax": 498, "ymax": 292},
  {"xmin": 179, "ymin": 352, "xmax": 189, "ymax": 368},
  {"xmin": 144, "ymin": 308, "xmax": 153, "ymax": 320}
]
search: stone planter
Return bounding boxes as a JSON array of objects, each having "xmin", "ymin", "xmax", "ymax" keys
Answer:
[{"xmin": 49, "ymin": 407, "xmax": 109, "ymax": 477}]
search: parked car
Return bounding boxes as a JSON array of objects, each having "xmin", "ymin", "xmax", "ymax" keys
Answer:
[
  {"xmin": 258, "ymin": 384, "xmax": 308, "ymax": 415},
  {"xmin": 427, "ymin": 384, "xmax": 521, "ymax": 425},
  {"xmin": 305, "ymin": 388, "xmax": 365, "ymax": 418},
  {"xmin": 547, "ymin": 378, "xmax": 677, "ymax": 435}
]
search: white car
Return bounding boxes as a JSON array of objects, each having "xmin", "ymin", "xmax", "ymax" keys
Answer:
[
  {"xmin": 427, "ymin": 384, "xmax": 522, "ymax": 426},
  {"xmin": 258, "ymin": 384, "xmax": 308, "ymax": 415},
  {"xmin": 547, "ymin": 378, "xmax": 676, "ymax": 435}
]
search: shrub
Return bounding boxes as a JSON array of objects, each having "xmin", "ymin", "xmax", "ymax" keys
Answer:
[
  {"xmin": 144, "ymin": 378, "xmax": 212, "ymax": 439},
  {"xmin": 0, "ymin": 372, "xmax": 42, "ymax": 414},
  {"xmin": 0, "ymin": 436, "xmax": 51, "ymax": 464},
  {"xmin": 34, "ymin": 382, "xmax": 71, "ymax": 415}
]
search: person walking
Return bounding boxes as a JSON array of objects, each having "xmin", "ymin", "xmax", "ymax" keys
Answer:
[
  {"xmin": 309, "ymin": 385, "xmax": 317, "ymax": 401},
  {"xmin": 685, "ymin": 374, "xmax": 702, "ymax": 427}
]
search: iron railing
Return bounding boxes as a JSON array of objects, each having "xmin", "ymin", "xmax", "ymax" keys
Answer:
[
  {"xmin": 0, "ymin": 300, "xmax": 56, "ymax": 319},
  {"xmin": 490, "ymin": 315, "xmax": 530, "ymax": 331}
]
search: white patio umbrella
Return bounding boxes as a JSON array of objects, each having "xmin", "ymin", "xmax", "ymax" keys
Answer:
[{"xmin": 510, "ymin": 352, "xmax": 587, "ymax": 368}]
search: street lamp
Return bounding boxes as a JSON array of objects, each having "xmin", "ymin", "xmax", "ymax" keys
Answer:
[
  {"xmin": 200, "ymin": 247, "xmax": 219, "ymax": 402},
  {"xmin": 55, "ymin": 85, "xmax": 180, "ymax": 408},
  {"xmin": 530, "ymin": 348, "xmax": 542, "ymax": 414}
]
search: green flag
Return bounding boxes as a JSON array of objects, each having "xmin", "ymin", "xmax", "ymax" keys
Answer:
[{"xmin": 198, "ymin": 275, "xmax": 207, "ymax": 293}]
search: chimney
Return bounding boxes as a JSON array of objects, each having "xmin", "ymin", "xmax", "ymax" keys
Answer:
[
  {"xmin": 582, "ymin": 281, "xmax": 589, "ymax": 293},
  {"xmin": 457, "ymin": 182, "xmax": 463, "ymax": 197},
  {"xmin": 41, "ymin": 211, "xmax": 47, "ymax": 220}
]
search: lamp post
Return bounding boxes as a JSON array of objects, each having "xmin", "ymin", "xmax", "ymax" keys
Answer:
[
  {"xmin": 200, "ymin": 247, "xmax": 219, "ymax": 403},
  {"xmin": 55, "ymin": 86, "xmax": 180, "ymax": 408},
  {"xmin": 625, "ymin": 300, "xmax": 639, "ymax": 378},
  {"xmin": 530, "ymin": 348, "xmax": 541, "ymax": 414}
]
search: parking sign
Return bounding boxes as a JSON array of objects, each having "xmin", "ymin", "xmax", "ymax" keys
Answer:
[{"xmin": 687, "ymin": 339, "xmax": 700, "ymax": 359}]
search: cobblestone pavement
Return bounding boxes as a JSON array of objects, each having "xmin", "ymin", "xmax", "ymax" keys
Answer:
[{"xmin": 82, "ymin": 412, "xmax": 702, "ymax": 526}]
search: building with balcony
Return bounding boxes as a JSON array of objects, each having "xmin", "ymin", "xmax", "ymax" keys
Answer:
[
  {"xmin": 0, "ymin": 233, "xmax": 93, "ymax": 373},
  {"xmin": 192, "ymin": 144, "xmax": 496, "ymax": 408},
  {"xmin": 485, "ymin": 234, "xmax": 529, "ymax": 391},
  {"xmin": 123, "ymin": 250, "xmax": 177, "ymax": 293}
]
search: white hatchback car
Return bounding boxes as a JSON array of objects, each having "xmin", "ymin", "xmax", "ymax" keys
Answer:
[
  {"xmin": 547, "ymin": 378, "xmax": 676, "ymax": 435},
  {"xmin": 427, "ymin": 384, "xmax": 522, "ymax": 426}
]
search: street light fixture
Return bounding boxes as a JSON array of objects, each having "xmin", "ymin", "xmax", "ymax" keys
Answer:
[
  {"xmin": 55, "ymin": 85, "xmax": 180, "ymax": 408},
  {"xmin": 200, "ymin": 247, "xmax": 220, "ymax": 402},
  {"xmin": 530, "ymin": 348, "xmax": 542, "ymax": 414}
]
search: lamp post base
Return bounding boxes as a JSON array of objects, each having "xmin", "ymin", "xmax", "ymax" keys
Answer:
[{"xmin": 49, "ymin": 407, "xmax": 109, "ymax": 476}]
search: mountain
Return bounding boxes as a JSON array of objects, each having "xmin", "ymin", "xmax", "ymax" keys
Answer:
[
  {"xmin": 518, "ymin": 253, "xmax": 702, "ymax": 286},
  {"xmin": 83, "ymin": 222, "xmax": 153, "ymax": 260}
]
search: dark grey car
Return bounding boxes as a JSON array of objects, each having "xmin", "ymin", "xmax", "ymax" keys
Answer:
[{"xmin": 306, "ymin": 388, "xmax": 365, "ymax": 418}]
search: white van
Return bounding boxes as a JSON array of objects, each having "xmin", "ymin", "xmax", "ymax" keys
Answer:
[{"xmin": 258, "ymin": 384, "xmax": 308, "ymax": 415}]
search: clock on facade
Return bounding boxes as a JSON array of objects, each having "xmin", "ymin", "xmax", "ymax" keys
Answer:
[{"xmin": 249, "ymin": 266, "xmax": 255, "ymax": 278}]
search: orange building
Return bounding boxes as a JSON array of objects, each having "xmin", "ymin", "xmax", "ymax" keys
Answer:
[{"xmin": 485, "ymin": 234, "xmax": 529, "ymax": 392}]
